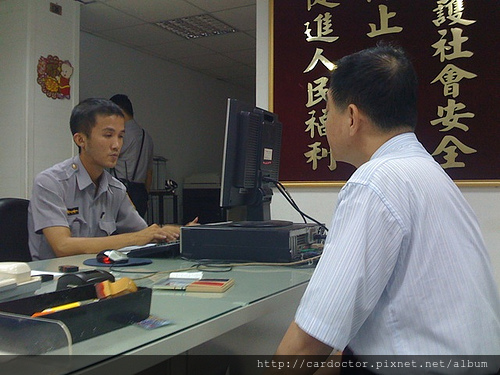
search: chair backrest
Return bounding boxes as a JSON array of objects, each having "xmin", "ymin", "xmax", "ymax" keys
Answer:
[{"xmin": 0, "ymin": 198, "xmax": 32, "ymax": 262}]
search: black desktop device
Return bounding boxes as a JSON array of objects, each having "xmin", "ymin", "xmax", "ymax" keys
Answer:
[
  {"xmin": 126, "ymin": 241, "xmax": 180, "ymax": 258},
  {"xmin": 180, "ymin": 222, "xmax": 324, "ymax": 263},
  {"xmin": 184, "ymin": 99, "xmax": 325, "ymax": 263}
]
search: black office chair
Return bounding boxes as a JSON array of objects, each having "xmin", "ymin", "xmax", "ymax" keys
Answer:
[{"xmin": 0, "ymin": 198, "xmax": 32, "ymax": 262}]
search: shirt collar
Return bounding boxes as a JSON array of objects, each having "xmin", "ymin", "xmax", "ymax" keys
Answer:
[
  {"xmin": 370, "ymin": 132, "xmax": 417, "ymax": 161},
  {"xmin": 73, "ymin": 155, "xmax": 112, "ymax": 197},
  {"xmin": 73, "ymin": 155, "xmax": 93, "ymax": 191}
]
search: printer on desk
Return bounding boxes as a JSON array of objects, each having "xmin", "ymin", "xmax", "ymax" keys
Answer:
[{"xmin": 0, "ymin": 262, "xmax": 41, "ymax": 302}]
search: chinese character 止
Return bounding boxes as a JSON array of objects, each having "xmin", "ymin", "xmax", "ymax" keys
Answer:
[
  {"xmin": 433, "ymin": 0, "xmax": 476, "ymax": 27},
  {"xmin": 304, "ymin": 48, "xmax": 336, "ymax": 73},
  {"xmin": 305, "ymin": 12, "xmax": 339, "ymax": 43},
  {"xmin": 306, "ymin": 76, "xmax": 329, "ymax": 108},
  {"xmin": 431, "ymin": 28, "xmax": 473, "ymax": 62},
  {"xmin": 430, "ymin": 99, "xmax": 475, "ymax": 132},
  {"xmin": 307, "ymin": 0, "xmax": 340, "ymax": 11},
  {"xmin": 431, "ymin": 135, "xmax": 477, "ymax": 169},
  {"xmin": 367, "ymin": 5, "xmax": 403, "ymax": 38},
  {"xmin": 431, "ymin": 64, "xmax": 477, "ymax": 98}
]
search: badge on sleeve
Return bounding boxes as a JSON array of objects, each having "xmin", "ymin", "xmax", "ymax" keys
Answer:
[{"xmin": 67, "ymin": 207, "xmax": 79, "ymax": 216}]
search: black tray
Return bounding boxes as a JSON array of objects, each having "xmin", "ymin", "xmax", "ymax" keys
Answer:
[{"xmin": 0, "ymin": 284, "xmax": 151, "ymax": 343}]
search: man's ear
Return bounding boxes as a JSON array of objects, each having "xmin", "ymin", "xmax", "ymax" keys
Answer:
[
  {"xmin": 347, "ymin": 104, "xmax": 362, "ymax": 136},
  {"xmin": 73, "ymin": 132, "xmax": 86, "ymax": 149}
]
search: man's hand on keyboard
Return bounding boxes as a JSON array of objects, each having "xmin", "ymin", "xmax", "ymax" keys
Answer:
[
  {"xmin": 158, "ymin": 224, "xmax": 181, "ymax": 242},
  {"xmin": 155, "ymin": 218, "xmax": 199, "ymax": 243}
]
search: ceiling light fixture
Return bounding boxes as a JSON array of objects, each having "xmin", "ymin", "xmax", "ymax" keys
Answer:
[{"xmin": 156, "ymin": 14, "xmax": 237, "ymax": 39}]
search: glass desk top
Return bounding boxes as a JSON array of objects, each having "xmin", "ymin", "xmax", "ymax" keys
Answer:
[{"xmin": 5, "ymin": 254, "xmax": 314, "ymax": 374}]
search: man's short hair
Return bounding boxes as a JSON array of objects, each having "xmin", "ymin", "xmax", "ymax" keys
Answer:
[
  {"xmin": 329, "ymin": 43, "xmax": 418, "ymax": 131},
  {"xmin": 109, "ymin": 94, "xmax": 134, "ymax": 117},
  {"xmin": 70, "ymin": 98, "xmax": 124, "ymax": 138}
]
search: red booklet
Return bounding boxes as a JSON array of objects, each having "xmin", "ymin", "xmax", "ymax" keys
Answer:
[{"xmin": 152, "ymin": 277, "xmax": 234, "ymax": 292}]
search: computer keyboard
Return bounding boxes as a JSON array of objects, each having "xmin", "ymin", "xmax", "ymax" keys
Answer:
[{"xmin": 125, "ymin": 241, "xmax": 180, "ymax": 258}]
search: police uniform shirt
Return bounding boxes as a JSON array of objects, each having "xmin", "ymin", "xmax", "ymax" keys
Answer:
[{"xmin": 28, "ymin": 155, "xmax": 148, "ymax": 260}]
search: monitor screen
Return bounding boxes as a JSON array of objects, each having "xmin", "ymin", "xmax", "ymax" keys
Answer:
[{"xmin": 220, "ymin": 98, "xmax": 284, "ymax": 223}]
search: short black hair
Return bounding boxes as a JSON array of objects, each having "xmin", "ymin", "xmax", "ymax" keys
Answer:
[
  {"xmin": 70, "ymin": 98, "xmax": 124, "ymax": 138},
  {"xmin": 109, "ymin": 94, "xmax": 134, "ymax": 117},
  {"xmin": 329, "ymin": 43, "xmax": 418, "ymax": 131}
]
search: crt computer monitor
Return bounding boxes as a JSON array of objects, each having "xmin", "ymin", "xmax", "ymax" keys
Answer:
[{"xmin": 220, "ymin": 98, "xmax": 288, "ymax": 226}]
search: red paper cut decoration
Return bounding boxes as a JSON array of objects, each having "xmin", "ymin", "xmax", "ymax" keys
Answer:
[{"xmin": 37, "ymin": 55, "xmax": 74, "ymax": 99}]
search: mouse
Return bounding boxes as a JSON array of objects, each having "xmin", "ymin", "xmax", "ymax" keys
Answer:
[{"xmin": 96, "ymin": 250, "xmax": 129, "ymax": 264}]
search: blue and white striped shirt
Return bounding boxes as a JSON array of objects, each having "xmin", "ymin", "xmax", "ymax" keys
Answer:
[{"xmin": 296, "ymin": 133, "xmax": 500, "ymax": 357}]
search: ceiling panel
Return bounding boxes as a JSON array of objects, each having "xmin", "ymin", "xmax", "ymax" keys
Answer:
[
  {"xmin": 98, "ymin": 23, "xmax": 185, "ymax": 47},
  {"xmin": 213, "ymin": 5, "xmax": 256, "ymax": 32},
  {"xmin": 172, "ymin": 53, "xmax": 241, "ymax": 70},
  {"xmin": 225, "ymin": 49, "xmax": 256, "ymax": 66},
  {"xmin": 143, "ymin": 40, "xmax": 214, "ymax": 60},
  {"xmin": 80, "ymin": 2, "xmax": 144, "ymax": 31},
  {"xmin": 78, "ymin": 0, "xmax": 256, "ymax": 91},
  {"xmin": 185, "ymin": 0, "xmax": 256, "ymax": 13},
  {"xmin": 192, "ymin": 32, "xmax": 255, "ymax": 54},
  {"xmin": 104, "ymin": 0, "xmax": 203, "ymax": 22}
]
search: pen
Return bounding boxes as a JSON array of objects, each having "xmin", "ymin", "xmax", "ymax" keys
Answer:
[{"xmin": 31, "ymin": 299, "xmax": 98, "ymax": 317}]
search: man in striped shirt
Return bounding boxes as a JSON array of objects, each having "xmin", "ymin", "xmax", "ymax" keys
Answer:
[{"xmin": 273, "ymin": 44, "xmax": 500, "ymax": 373}]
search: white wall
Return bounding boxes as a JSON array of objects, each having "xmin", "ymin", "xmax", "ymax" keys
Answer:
[
  {"xmin": 0, "ymin": 0, "xmax": 79, "ymax": 198},
  {"xmin": 79, "ymin": 32, "xmax": 253, "ymax": 192},
  {"xmin": 0, "ymin": 0, "xmax": 31, "ymax": 198}
]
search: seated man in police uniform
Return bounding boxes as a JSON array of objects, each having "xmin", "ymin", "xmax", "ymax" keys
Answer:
[{"xmin": 28, "ymin": 98, "xmax": 195, "ymax": 260}]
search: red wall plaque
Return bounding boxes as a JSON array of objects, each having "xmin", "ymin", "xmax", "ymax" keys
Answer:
[{"xmin": 272, "ymin": 0, "xmax": 499, "ymax": 184}]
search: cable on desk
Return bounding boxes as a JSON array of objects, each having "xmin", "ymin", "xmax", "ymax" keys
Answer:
[
  {"xmin": 110, "ymin": 255, "xmax": 321, "ymax": 282},
  {"xmin": 192, "ymin": 254, "xmax": 321, "ymax": 272},
  {"xmin": 263, "ymin": 177, "xmax": 329, "ymax": 232},
  {"xmin": 194, "ymin": 263, "xmax": 233, "ymax": 272},
  {"xmin": 107, "ymin": 265, "xmax": 158, "ymax": 281},
  {"xmin": 109, "ymin": 264, "xmax": 199, "ymax": 281}
]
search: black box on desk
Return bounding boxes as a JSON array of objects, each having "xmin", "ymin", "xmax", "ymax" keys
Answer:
[
  {"xmin": 181, "ymin": 222, "xmax": 323, "ymax": 263},
  {"xmin": 0, "ymin": 284, "xmax": 151, "ymax": 343}
]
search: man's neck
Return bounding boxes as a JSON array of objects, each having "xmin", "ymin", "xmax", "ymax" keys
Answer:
[{"xmin": 355, "ymin": 128, "xmax": 413, "ymax": 168}]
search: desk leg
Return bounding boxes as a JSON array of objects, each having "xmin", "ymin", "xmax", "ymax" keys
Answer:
[
  {"xmin": 158, "ymin": 195, "xmax": 164, "ymax": 225},
  {"xmin": 148, "ymin": 192, "xmax": 178, "ymax": 225},
  {"xmin": 173, "ymin": 195, "xmax": 178, "ymax": 224}
]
